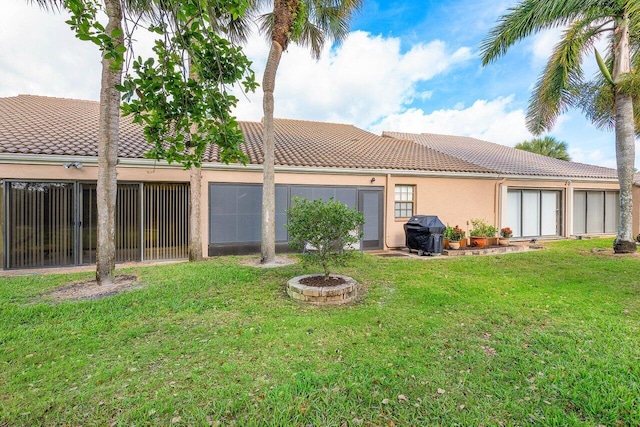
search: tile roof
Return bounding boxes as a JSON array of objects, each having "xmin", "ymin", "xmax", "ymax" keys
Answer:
[
  {"xmin": 383, "ymin": 131, "xmax": 619, "ymax": 180},
  {"xmin": 0, "ymin": 95, "xmax": 622, "ymax": 180},
  {"xmin": 230, "ymin": 119, "xmax": 491, "ymax": 172},
  {"xmin": 0, "ymin": 95, "xmax": 491, "ymax": 173},
  {"xmin": 0, "ymin": 94, "xmax": 149, "ymax": 158}
]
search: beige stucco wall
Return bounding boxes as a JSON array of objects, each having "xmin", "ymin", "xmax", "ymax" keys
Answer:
[
  {"xmin": 0, "ymin": 163, "xmax": 191, "ymax": 182},
  {"xmin": 1, "ymin": 158, "xmax": 633, "ymax": 258},
  {"xmin": 385, "ymin": 175, "xmax": 498, "ymax": 248}
]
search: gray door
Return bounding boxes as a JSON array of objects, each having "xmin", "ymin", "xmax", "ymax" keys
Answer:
[{"xmin": 358, "ymin": 189, "xmax": 383, "ymax": 250}]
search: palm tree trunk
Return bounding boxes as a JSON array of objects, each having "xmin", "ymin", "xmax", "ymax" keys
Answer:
[
  {"xmin": 260, "ymin": 40, "xmax": 283, "ymax": 264},
  {"xmin": 260, "ymin": 0, "xmax": 297, "ymax": 265},
  {"xmin": 96, "ymin": 0, "xmax": 124, "ymax": 284},
  {"xmin": 612, "ymin": 14, "xmax": 636, "ymax": 253}
]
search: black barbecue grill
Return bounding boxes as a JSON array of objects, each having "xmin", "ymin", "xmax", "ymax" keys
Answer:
[{"xmin": 404, "ymin": 215, "xmax": 446, "ymax": 256}]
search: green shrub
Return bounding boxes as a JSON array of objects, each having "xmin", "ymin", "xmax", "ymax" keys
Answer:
[
  {"xmin": 286, "ymin": 197, "xmax": 365, "ymax": 279},
  {"xmin": 469, "ymin": 218, "xmax": 497, "ymax": 237}
]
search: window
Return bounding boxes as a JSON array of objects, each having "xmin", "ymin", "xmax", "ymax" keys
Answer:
[
  {"xmin": 394, "ymin": 185, "xmax": 414, "ymax": 218},
  {"xmin": 573, "ymin": 190, "xmax": 618, "ymax": 235}
]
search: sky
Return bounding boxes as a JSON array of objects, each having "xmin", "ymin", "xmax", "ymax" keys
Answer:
[{"xmin": 1, "ymin": 0, "xmax": 638, "ymax": 169}]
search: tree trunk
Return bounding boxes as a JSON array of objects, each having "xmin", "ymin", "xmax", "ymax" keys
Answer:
[
  {"xmin": 612, "ymin": 14, "xmax": 636, "ymax": 253},
  {"xmin": 189, "ymin": 164, "xmax": 203, "ymax": 261},
  {"xmin": 260, "ymin": 40, "xmax": 283, "ymax": 264},
  {"xmin": 260, "ymin": 0, "xmax": 297, "ymax": 265},
  {"xmin": 96, "ymin": 0, "xmax": 124, "ymax": 284},
  {"xmin": 187, "ymin": 57, "xmax": 203, "ymax": 261}
]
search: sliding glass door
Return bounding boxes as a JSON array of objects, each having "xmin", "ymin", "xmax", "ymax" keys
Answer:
[
  {"xmin": 6, "ymin": 182, "xmax": 76, "ymax": 268},
  {"xmin": 4, "ymin": 181, "xmax": 189, "ymax": 269},
  {"xmin": 507, "ymin": 189, "xmax": 561, "ymax": 238},
  {"xmin": 573, "ymin": 190, "xmax": 618, "ymax": 235}
]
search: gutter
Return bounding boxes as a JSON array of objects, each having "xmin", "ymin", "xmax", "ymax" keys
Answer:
[{"xmin": 0, "ymin": 153, "xmax": 623, "ymax": 184}]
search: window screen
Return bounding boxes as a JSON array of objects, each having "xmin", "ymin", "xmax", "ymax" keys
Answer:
[{"xmin": 573, "ymin": 190, "xmax": 619, "ymax": 235}]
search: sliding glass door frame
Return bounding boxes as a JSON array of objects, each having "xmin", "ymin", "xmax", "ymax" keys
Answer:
[
  {"xmin": 3, "ymin": 180, "xmax": 189, "ymax": 269},
  {"xmin": 506, "ymin": 188, "xmax": 563, "ymax": 238}
]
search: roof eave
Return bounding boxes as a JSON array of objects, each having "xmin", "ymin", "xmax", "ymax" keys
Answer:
[{"xmin": 0, "ymin": 153, "xmax": 623, "ymax": 183}]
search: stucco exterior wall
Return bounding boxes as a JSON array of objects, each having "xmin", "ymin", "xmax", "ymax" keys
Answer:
[
  {"xmin": 385, "ymin": 175, "xmax": 497, "ymax": 248},
  {"xmin": 0, "ymin": 158, "xmax": 632, "ymax": 261}
]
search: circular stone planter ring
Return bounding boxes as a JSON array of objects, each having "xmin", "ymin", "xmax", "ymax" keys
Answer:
[{"xmin": 287, "ymin": 274, "xmax": 357, "ymax": 305}]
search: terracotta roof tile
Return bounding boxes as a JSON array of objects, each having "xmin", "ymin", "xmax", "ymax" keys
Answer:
[
  {"xmin": 383, "ymin": 131, "xmax": 619, "ymax": 180},
  {"xmin": 0, "ymin": 94, "xmax": 149, "ymax": 158},
  {"xmin": 226, "ymin": 119, "xmax": 492, "ymax": 172},
  {"xmin": 0, "ymin": 95, "xmax": 621, "ymax": 179}
]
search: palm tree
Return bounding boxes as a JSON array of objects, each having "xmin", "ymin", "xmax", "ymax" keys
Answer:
[
  {"xmin": 32, "ymin": 0, "xmax": 126, "ymax": 283},
  {"xmin": 257, "ymin": 0, "xmax": 363, "ymax": 264},
  {"xmin": 515, "ymin": 136, "xmax": 571, "ymax": 161},
  {"xmin": 480, "ymin": 0, "xmax": 638, "ymax": 254}
]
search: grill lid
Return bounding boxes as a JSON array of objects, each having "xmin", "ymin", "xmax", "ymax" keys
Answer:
[{"xmin": 404, "ymin": 215, "xmax": 446, "ymax": 233}]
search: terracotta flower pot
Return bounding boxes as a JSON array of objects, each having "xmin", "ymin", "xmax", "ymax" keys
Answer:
[
  {"xmin": 470, "ymin": 237, "xmax": 487, "ymax": 248},
  {"xmin": 499, "ymin": 237, "xmax": 510, "ymax": 246}
]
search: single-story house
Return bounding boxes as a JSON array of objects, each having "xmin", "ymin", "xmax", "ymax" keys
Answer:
[{"xmin": 1, "ymin": 94, "xmax": 637, "ymax": 270}]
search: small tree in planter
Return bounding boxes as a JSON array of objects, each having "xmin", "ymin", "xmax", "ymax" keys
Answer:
[{"xmin": 286, "ymin": 197, "xmax": 365, "ymax": 280}]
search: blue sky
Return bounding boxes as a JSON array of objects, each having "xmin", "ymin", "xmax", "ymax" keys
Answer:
[{"xmin": 1, "ymin": 0, "xmax": 637, "ymax": 169}]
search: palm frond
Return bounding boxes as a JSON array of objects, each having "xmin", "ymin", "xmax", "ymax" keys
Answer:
[
  {"xmin": 576, "ymin": 79, "xmax": 616, "ymax": 130},
  {"xmin": 308, "ymin": 0, "xmax": 363, "ymax": 44},
  {"xmin": 257, "ymin": 11, "xmax": 275, "ymax": 44},
  {"xmin": 526, "ymin": 17, "xmax": 603, "ymax": 134},
  {"xmin": 255, "ymin": 0, "xmax": 362, "ymax": 52},
  {"xmin": 296, "ymin": 21, "xmax": 325, "ymax": 59},
  {"xmin": 207, "ymin": 4, "xmax": 259, "ymax": 44},
  {"xmin": 27, "ymin": 0, "xmax": 64, "ymax": 11},
  {"xmin": 480, "ymin": 0, "xmax": 614, "ymax": 65}
]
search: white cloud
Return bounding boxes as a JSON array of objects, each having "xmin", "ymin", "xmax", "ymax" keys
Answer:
[
  {"xmin": 232, "ymin": 31, "xmax": 473, "ymax": 127},
  {"xmin": 0, "ymin": 1, "xmax": 101, "ymax": 100},
  {"xmin": 368, "ymin": 95, "xmax": 533, "ymax": 145},
  {"xmin": 0, "ymin": 0, "xmax": 160, "ymax": 100},
  {"xmin": 569, "ymin": 147, "xmax": 617, "ymax": 169},
  {"xmin": 529, "ymin": 28, "xmax": 562, "ymax": 66}
]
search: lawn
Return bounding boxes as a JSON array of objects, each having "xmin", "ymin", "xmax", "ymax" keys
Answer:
[{"xmin": 1, "ymin": 238, "xmax": 639, "ymax": 426}]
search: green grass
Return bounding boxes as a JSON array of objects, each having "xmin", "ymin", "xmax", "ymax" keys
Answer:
[{"xmin": 1, "ymin": 238, "xmax": 639, "ymax": 426}]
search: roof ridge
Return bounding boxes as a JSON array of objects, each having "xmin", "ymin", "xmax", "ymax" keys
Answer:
[
  {"xmin": 13, "ymin": 94, "xmax": 99, "ymax": 104},
  {"xmin": 273, "ymin": 117, "xmax": 356, "ymax": 127},
  {"xmin": 382, "ymin": 130, "xmax": 498, "ymax": 171}
]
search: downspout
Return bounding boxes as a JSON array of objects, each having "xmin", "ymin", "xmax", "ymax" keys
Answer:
[
  {"xmin": 564, "ymin": 179, "xmax": 573, "ymax": 237},
  {"xmin": 384, "ymin": 173, "xmax": 402, "ymax": 250},
  {"xmin": 495, "ymin": 176, "xmax": 506, "ymax": 228}
]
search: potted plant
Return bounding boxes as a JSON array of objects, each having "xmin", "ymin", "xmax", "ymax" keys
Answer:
[
  {"xmin": 469, "ymin": 218, "xmax": 497, "ymax": 248},
  {"xmin": 444, "ymin": 225, "xmax": 465, "ymax": 250},
  {"xmin": 499, "ymin": 227, "xmax": 513, "ymax": 246}
]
